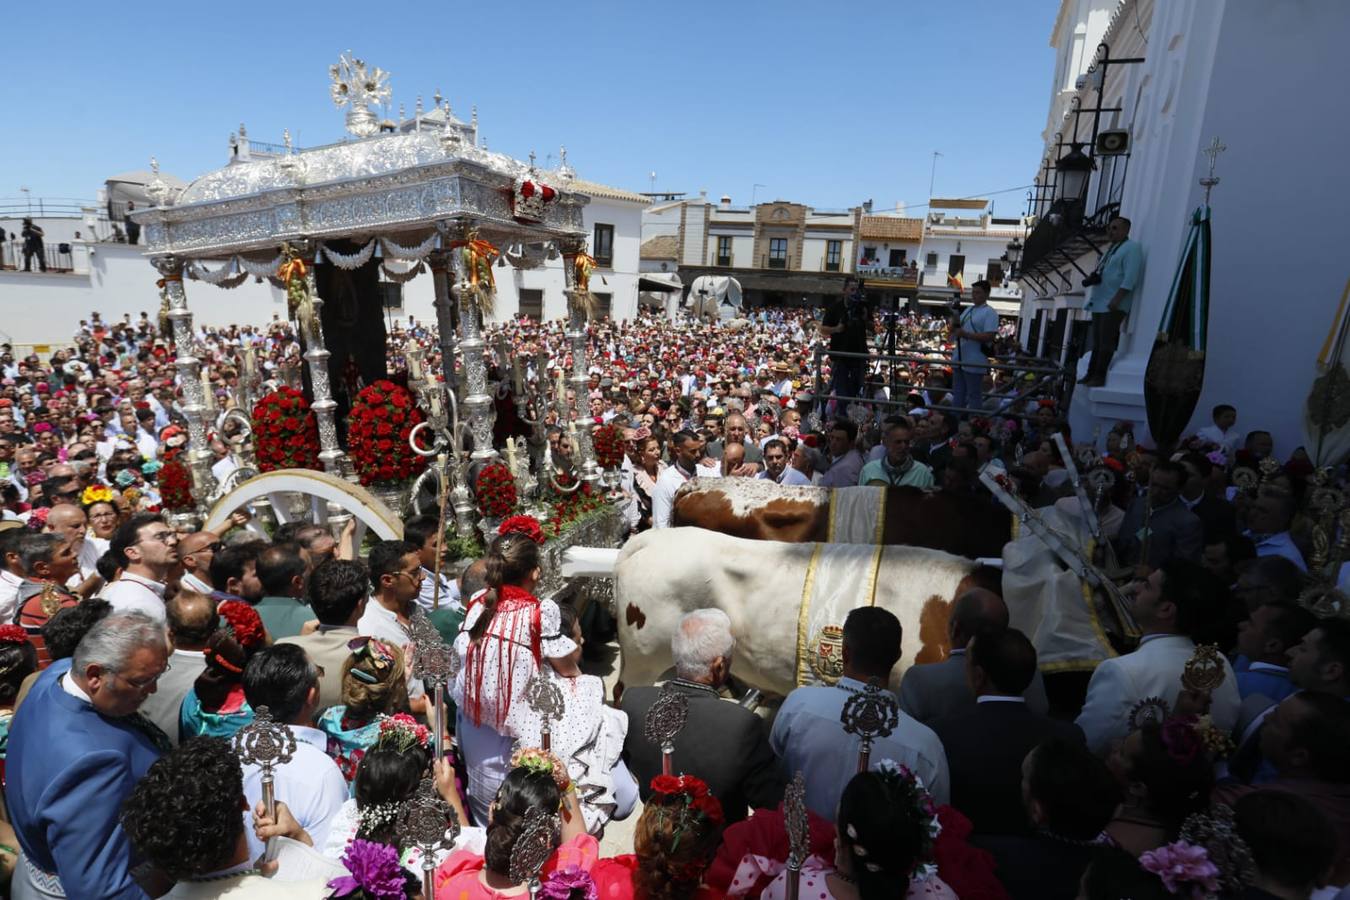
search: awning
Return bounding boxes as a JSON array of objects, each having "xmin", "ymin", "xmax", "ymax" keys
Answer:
[{"xmin": 638, "ymin": 274, "xmax": 682, "ymax": 293}]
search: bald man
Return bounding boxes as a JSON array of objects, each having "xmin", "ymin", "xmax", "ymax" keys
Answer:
[
  {"xmin": 897, "ymin": 589, "xmax": 1048, "ymax": 723},
  {"xmin": 176, "ymin": 530, "xmax": 221, "ymax": 595},
  {"xmin": 43, "ymin": 503, "xmax": 102, "ymax": 597},
  {"xmin": 140, "ymin": 589, "xmax": 215, "ymax": 744},
  {"xmin": 721, "ymin": 441, "xmax": 747, "ymax": 477}
]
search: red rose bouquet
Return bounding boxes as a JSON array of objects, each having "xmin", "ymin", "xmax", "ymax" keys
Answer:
[
  {"xmin": 252, "ymin": 386, "xmax": 322, "ymax": 473},
  {"xmin": 591, "ymin": 422, "xmax": 625, "ymax": 469},
  {"xmin": 545, "ymin": 483, "xmax": 607, "ymax": 539},
  {"xmin": 475, "ymin": 462, "xmax": 518, "ymax": 518},
  {"xmin": 159, "ymin": 459, "xmax": 195, "ymax": 511},
  {"xmin": 499, "ymin": 514, "xmax": 546, "ymax": 545},
  {"xmin": 649, "ymin": 774, "xmax": 724, "ymax": 828},
  {"xmin": 347, "ymin": 380, "xmax": 429, "ymax": 487}
]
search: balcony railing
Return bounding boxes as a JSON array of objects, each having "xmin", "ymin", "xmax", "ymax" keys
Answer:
[
  {"xmin": 858, "ymin": 264, "xmax": 919, "ymax": 285},
  {"xmin": 766, "ymin": 257, "xmax": 787, "ymax": 269},
  {"xmin": 0, "ymin": 239, "xmax": 78, "ymax": 273}
]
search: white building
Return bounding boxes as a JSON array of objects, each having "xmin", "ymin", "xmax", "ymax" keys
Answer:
[{"xmin": 1018, "ymin": 0, "xmax": 1350, "ymax": 456}]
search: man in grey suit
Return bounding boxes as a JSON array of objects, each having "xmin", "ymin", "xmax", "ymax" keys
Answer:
[
  {"xmin": 621, "ymin": 609, "xmax": 784, "ymax": 823},
  {"xmin": 139, "ymin": 589, "xmax": 212, "ymax": 743},
  {"xmin": 1115, "ymin": 460, "xmax": 1203, "ymax": 571},
  {"xmin": 898, "ymin": 588, "xmax": 1048, "ymax": 725}
]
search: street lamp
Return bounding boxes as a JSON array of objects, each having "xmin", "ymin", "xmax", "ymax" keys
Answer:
[
  {"xmin": 1053, "ymin": 143, "xmax": 1094, "ymax": 204},
  {"xmin": 1005, "ymin": 239, "xmax": 1023, "ymax": 275}
]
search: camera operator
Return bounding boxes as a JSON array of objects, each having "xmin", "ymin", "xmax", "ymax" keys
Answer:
[
  {"xmin": 949, "ymin": 279, "xmax": 998, "ymax": 415},
  {"xmin": 819, "ymin": 276, "xmax": 869, "ymax": 414},
  {"xmin": 21, "ymin": 218, "xmax": 46, "ymax": 273},
  {"xmin": 1080, "ymin": 215, "xmax": 1142, "ymax": 387}
]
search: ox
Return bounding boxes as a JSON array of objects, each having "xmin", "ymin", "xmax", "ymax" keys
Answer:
[
  {"xmin": 671, "ymin": 477, "xmax": 1011, "ymax": 559},
  {"xmin": 613, "ymin": 527, "xmax": 995, "ymax": 698}
]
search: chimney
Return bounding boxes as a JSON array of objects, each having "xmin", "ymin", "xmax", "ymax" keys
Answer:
[
  {"xmin": 719, "ymin": 195, "xmax": 732, "ymax": 210},
  {"xmin": 699, "ymin": 189, "xmax": 708, "ymax": 202},
  {"xmin": 863, "ymin": 198, "xmax": 873, "ymax": 213}
]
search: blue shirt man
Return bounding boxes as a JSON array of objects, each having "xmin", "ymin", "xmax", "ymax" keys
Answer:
[{"xmin": 1081, "ymin": 216, "xmax": 1144, "ymax": 385}]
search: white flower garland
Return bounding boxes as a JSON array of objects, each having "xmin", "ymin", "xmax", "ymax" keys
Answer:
[
  {"xmin": 319, "ymin": 239, "xmax": 376, "ymax": 270},
  {"xmin": 188, "ymin": 259, "xmax": 238, "ymax": 284},
  {"xmin": 379, "ymin": 232, "xmax": 438, "ymax": 261}
]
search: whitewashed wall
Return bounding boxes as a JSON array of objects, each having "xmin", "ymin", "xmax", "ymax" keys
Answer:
[{"xmin": 0, "ymin": 243, "xmax": 284, "ymax": 349}]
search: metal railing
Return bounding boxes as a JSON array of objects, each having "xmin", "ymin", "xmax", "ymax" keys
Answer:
[
  {"xmin": 0, "ymin": 197, "xmax": 97, "ymax": 218},
  {"xmin": 811, "ymin": 343, "xmax": 1077, "ymax": 422},
  {"xmin": 0, "ymin": 239, "xmax": 76, "ymax": 273}
]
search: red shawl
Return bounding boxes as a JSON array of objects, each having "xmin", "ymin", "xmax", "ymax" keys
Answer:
[{"xmin": 461, "ymin": 584, "xmax": 542, "ymax": 731}]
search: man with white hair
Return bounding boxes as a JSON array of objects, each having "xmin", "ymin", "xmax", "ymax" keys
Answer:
[
  {"xmin": 619, "ymin": 608, "xmax": 785, "ymax": 823},
  {"xmin": 7, "ymin": 612, "xmax": 169, "ymax": 898}
]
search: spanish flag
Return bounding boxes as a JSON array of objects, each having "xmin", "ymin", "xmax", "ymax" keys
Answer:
[{"xmin": 947, "ymin": 272, "xmax": 965, "ymax": 291}]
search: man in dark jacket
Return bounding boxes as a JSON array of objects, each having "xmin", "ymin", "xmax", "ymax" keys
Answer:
[
  {"xmin": 621, "ymin": 608, "xmax": 784, "ymax": 823},
  {"xmin": 932, "ymin": 628, "xmax": 1084, "ymax": 835}
]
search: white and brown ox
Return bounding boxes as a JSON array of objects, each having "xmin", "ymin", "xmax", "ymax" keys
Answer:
[
  {"xmin": 613, "ymin": 527, "xmax": 998, "ymax": 697},
  {"xmin": 671, "ymin": 478, "xmax": 1011, "ymax": 559}
]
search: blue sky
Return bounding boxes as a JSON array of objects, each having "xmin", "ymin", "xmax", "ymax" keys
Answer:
[{"xmin": 8, "ymin": 0, "xmax": 1057, "ymax": 215}]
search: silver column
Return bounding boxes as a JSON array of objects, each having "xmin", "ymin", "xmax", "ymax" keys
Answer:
[
  {"xmin": 428, "ymin": 243, "xmax": 458, "ymax": 395},
  {"xmin": 153, "ymin": 255, "xmax": 216, "ymax": 514},
  {"xmin": 448, "ymin": 230, "xmax": 497, "ymax": 464},
  {"xmin": 560, "ymin": 241, "xmax": 601, "ymax": 488}
]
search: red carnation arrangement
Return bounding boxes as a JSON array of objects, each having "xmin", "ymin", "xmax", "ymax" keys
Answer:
[
  {"xmin": 158, "ymin": 459, "xmax": 195, "ymax": 512},
  {"xmin": 499, "ymin": 514, "xmax": 545, "ymax": 545},
  {"xmin": 591, "ymin": 423, "xmax": 625, "ymax": 469},
  {"xmin": 252, "ymin": 386, "xmax": 322, "ymax": 473},
  {"xmin": 475, "ymin": 462, "xmax": 518, "ymax": 518},
  {"xmin": 347, "ymin": 380, "xmax": 429, "ymax": 487},
  {"xmin": 545, "ymin": 483, "xmax": 607, "ymax": 539}
]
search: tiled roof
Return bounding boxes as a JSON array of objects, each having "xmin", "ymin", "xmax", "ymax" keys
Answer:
[
  {"xmin": 860, "ymin": 216, "xmax": 923, "ymax": 241},
  {"xmin": 571, "ymin": 179, "xmax": 651, "ymax": 205},
  {"xmin": 640, "ymin": 235, "xmax": 679, "ymax": 259}
]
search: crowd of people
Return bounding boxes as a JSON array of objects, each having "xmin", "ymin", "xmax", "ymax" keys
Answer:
[{"xmin": 0, "ymin": 297, "xmax": 1344, "ymax": 900}]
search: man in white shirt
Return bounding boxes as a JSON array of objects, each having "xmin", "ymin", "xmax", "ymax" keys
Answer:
[
  {"xmin": 1194, "ymin": 403, "xmax": 1240, "ymax": 459},
  {"xmin": 772, "ymin": 607, "xmax": 949, "ymax": 820},
  {"xmin": 1245, "ymin": 487, "xmax": 1307, "ymax": 572},
  {"xmin": 101, "ymin": 512, "xmax": 180, "ymax": 622},
  {"xmin": 358, "ymin": 540, "xmax": 429, "ymax": 713},
  {"xmin": 0, "ymin": 524, "xmax": 24, "ymax": 623},
  {"xmin": 239, "ymin": 644, "xmax": 349, "ymax": 861},
  {"xmin": 949, "ymin": 280, "xmax": 1000, "ymax": 413},
  {"xmin": 652, "ymin": 430, "xmax": 721, "ymax": 529},
  {"xmin": 1076, "ymin": 561, "xmax": 1240, "ymax": 755},
  {"xmin": 818, "ymin": 420, "xmax": 865, "ymax": 489}
]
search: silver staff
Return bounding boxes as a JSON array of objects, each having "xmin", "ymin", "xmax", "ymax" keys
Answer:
[
  {"xmin": 233, "ymin": 705, "xmax": 296, "ymax": 852},
  {"xmin": 1053, "ymin": 432, "xmax": 1103, "ymax": 544},
  {"xmin": 785, "ymin": 772, "xmax": 809, "ymax": 900},
  {"xmin": 411, "ymin": 619, "xmax": 455, "ymax": 762}
]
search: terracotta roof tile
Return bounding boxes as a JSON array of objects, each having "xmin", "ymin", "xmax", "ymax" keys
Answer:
[
  {"xmin": 860, "ymin": 216, "xmax": 924, "ymax": 241},
  {"xmin": 640, "ymin": 235, "xmax": 679, "ymax": 259}
]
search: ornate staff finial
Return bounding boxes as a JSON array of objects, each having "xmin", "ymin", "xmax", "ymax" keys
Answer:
[
  {"xmin": 522, "ymin": 670, "xmax": 565, "ymax": 752},
  {"xmin": 233, "ymin": 705, "xmax": 297, "ymax": 833},
  {"xmin": 1199, "ymin": 136, "xmax": 1226, "ymax": 205},
  {"xmin": 644, "ymin": 684, "xmax": 689, "ymax": 777},
  {"xmin": 840, "ymin": 678, "xmax": 899, "ymax": 773},
  {"xmin": 396, "ymin": 775, "xmax": 458, "ymax": 900},
  {"xmin": 508, "ymin": 807, "xmax": 559, "ymax": 897}
]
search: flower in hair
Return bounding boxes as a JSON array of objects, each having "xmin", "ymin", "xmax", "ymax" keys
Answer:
[
  {"xmin": 511, "ymin": 746, "xmax": 571, "ymax": 792},
  {"xmin": 81, "ymin": 484, "xmax": 114, "ymax": 506},
  {"xmin": 328, "ymin": 839, "xmax": 407, "ymax": 899},
  {"xmin": 0, "ymin": 624, "xmax": 29, "ymax": 646},
  {"xmin": 217, "ymin": 600, "xmax": 264, "ymax": 650},
  {"xmin": 25, "ymin": 507, "xmax": 49, "ymax": 531},
  {"xmin": 499, "ymin": 514, "xmax": 546, "ymax": 545},
  {"xmin": 1139, "ymin": 841, "xmax": 1221, "ymax": 897},
  {"xmin": 375, "ymin": 712, "xmax": 430, "ymax": 753},
  {"xmin": 866, "ymin": 758, "xmax": 941, "ymax": 879},
  {"xmin": 1160, "ymin": 715, "xmax": 1205, "ymax": 766},
  {"xmin": 540, "ymin": 866, "xmax": 598, "ymax": 900}
]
